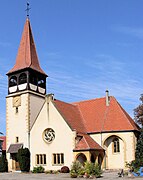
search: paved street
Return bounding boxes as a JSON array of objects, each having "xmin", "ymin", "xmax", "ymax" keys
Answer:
[{"xmin": 0, "ymin": 171, "xmax": 142, "ymax": 180}]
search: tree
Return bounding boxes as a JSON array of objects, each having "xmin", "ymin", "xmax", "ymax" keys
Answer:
[
  {"xmin": 17, "ymin": 148, "xmax": 30, "ymax": 172},
  {"xmin": 0, "ymin": 155, "xmax": 8, "ymax": 172},
  {"xmin": 134, "ymin": 94, "xmax": 143, "ymax": 126},
  {"xmin": 134, "ymin": 127, "xmax": 143, "ymax": 168}
]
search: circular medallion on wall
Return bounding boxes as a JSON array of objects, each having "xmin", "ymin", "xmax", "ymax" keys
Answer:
[{"xmin": 43, "ymin": 128, "xmax": 55, "ymax": 143}]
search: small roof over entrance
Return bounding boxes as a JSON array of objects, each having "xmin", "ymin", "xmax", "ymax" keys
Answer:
[{"xmin": 7, "ymin": 143, "xmax": 23, "ymax": 153}]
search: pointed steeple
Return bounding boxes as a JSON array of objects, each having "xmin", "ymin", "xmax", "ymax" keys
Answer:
[{"xmin": 7, "ymin": 18, "xmax": 47, "ymax": 76}]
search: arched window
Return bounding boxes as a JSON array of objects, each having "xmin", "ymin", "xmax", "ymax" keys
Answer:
[
  {"xmin": 38, "ymin": 78, "xmax": 45, "ymax": 88},
  {"xmin": 76, "ymin": 153, "xmax": 87, "ymax": 165},
  {"xmin": 19, "ymin": 73, "xmax": 27, "ymax": 84},
  {"xmin": 30, "ymin": 75, "xmax": 37, "ymax": 85},
  {"xmin": 113, "ymin": 138, "xmax": 120, "ymax": 153},
  {"xmin": 9, "ymin": 76, "xmax": 17, "ymax": 87}
]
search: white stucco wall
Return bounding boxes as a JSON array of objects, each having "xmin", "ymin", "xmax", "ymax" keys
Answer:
[
  {"xmin": 6, "ymin": 93, "xmax": 29, "ymax": 171},
  {"xmin": 90, "ymin": 132, "xmax": 137, "ymax": 169},
  {"xmin": 6, "ymin": 92, "xmax": 45, "ymax": 171},
  {"xmin": 30, "ymin": 99, "xmax": 75, "ymax": 171},
  {"xmin": 29, "ymin": 94, "xmax": 45, "ymax": 129}
]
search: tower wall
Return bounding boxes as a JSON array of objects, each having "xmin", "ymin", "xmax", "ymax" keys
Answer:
[{"xmin": 6, "ymin": 91, "xmax": 45, "ymax": 171}]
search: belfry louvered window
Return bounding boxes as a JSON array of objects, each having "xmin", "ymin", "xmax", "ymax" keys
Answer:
[{"xmin": 19, "ymin": 73, "xmax": 27, "ymax": 84}]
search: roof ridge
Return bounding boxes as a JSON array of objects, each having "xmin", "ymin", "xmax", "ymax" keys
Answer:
[
  {"xmin": 83, "ymin": 135, "xmax": 90, "ymax": 149},
  {"xmin": 56, "ymin": 99, "xmax": 77, "ymax": 107},
  {"xmin": 73, "ymin": 96, "xmax": 114, "ymax": 104},
  {"xmin": 75, "ymin": 103, "xmax": 87, "ymax": 132},
  {"xmin": 114, "ymin": 97, "xmax": 139, "ymax": 130}
]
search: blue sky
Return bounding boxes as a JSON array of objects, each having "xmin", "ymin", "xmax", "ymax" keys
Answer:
[{"xmin": 0, "ymin": 0, "xmax": 143, "ymax": 134}]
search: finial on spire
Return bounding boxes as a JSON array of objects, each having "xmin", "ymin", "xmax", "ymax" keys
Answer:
[{"xmin": 25, "ymin": 2, "xmax": 31, "ymax": 18}]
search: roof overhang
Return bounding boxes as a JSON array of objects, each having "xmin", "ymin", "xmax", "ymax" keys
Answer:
[
  {"xmin": 87, "ymin": 129, "xmax": 140, "ymax": 134},
  {"xmin": 7, "ymin": 143, "xmax": 23, "ymax": 153},
  {"xmin": 73, "ymin": 148, "xmax": 104, "ymax": 152}
]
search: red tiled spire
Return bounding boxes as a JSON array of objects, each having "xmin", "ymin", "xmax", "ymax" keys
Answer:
[{"xmin": 7, "ymin": 18, "xmax": 47, "ymax": 76}]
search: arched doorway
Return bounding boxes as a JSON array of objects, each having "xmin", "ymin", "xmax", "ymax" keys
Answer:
[
  {"xmin": 90, "ymin": 154, "xmax": 96, "ymax": 163},
  {"xmin": 103, "ymin": 135, "xmax": 125, "ymax": 169},
  {"xmin": 76, "ymin": 153, "xmax": 87, "ymax": 165},
  {"xmin": 98, "ymin": 154, "xmax": 103, "ymax": 169}
]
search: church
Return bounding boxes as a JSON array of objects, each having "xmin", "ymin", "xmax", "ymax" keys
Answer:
[{"xmin": 6, "ymin": 17, "xmax": 139, "ymax": 171}]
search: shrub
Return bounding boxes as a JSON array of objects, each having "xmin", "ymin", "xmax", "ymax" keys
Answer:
[
  {"xmin": 0, "ymin": 155, "xmax": 8, "ymax": 172},
  {"xmin": 45, "ymin": 170, "xmax": 59, "ymax": 174},
  {"xmin": 17, "ymin": 148, "xmax": 30, "ymax": 172},
  {"xmin": 32, "ymin": 166, "xmax": 45, "ymax": 173},
  {"xmin": 70, "ymin": 161, "xmax": 83, "ymax": 178},
  {"xmin": 70, "ymin": 161, "xmax": 102, "ymax": 178},
  {"xmin": 126, "ymin": 160, "xmax": 140, "ymax": 173},
  {"xmin": 84, "ymin": 161, "xmax": 102, "ymax": 177},
  {"xmin": 61, "ymin": 166, "xmax": 70, "ymax": 173}
]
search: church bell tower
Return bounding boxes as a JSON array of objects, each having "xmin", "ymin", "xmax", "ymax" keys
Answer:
[
  {"xmin": 7, "ymin": 18, "xmax": 47, "ymax": 95},
  {"xmin": 6, "ymin": 17, "xmax": 47, "ymax": 171}
]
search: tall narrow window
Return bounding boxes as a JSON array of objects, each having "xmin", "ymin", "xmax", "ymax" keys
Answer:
[
  {"xmin": 16, "ymin": 137, "xmax": 19, "ymax": 143},
  {"xmin": 16, "ymin": 107, "xmax": 18, "ymax": 113},
  {"xmin": 36, "ymin": 154, "xmax": 46, "ymax": 165},
  {"xmin": 53, "ymin": 154, "xmax": 56, "ymax": 164},
  {"xmin": 113, "ymin": 138, "xmax": 120, "ymax": 153},
  {"xmin": 52, "ymin": 153, "xmax": 64, "ymax": 165},
  {"xmin": 61, "ymin": 153, "xmax": 64, "ymax": 164}
]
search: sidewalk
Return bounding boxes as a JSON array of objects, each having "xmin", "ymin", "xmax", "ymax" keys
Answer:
[{"xmin": 0, "ymin": 171, "xmax": 142, "ymax": 179}]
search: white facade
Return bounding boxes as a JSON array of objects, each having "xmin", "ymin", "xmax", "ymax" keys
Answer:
[{"xmin": 30, "ymin": 97, "xmax": 76, "ymax": 170}]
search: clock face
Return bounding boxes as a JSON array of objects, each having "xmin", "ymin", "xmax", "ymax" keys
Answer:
[{"xmin": 13, "ymin": 96, "xmax": 21, "ymax": 107}]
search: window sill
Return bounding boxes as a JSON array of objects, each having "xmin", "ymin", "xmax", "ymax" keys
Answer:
[{"xmin": 52, "ymin": 164, "xmax": 64, "ymax": 166}]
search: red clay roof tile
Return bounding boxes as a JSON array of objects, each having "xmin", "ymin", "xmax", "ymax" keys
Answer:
[
  {"xmin": 74, "ymin": 96, "xmax": 139, "ymax": 133},
  {"xmin": 7, "ymin": 18, "xmax": 47, "ymax": 76},
  {"xmin": 54, "ymin": 96, "xmax": 139, "ymax": 135},
  {"xmin": 54, "ymin": 99, "xmax": 87, "ymax": 133},
  {"xmin": 74, "ymin": 134, "xmax": 103, "ymax": 151}
]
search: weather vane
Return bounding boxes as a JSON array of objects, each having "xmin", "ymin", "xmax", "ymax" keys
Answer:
[{"xmin": 25, "ymin": 2, "xmax": 31, "ymax": 18}]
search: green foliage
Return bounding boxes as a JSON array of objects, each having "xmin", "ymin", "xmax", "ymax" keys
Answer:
[
  {"xmin": 32, "ymin": 166, "xmax": 45, "ymax": 173},
  {"xmin": 45, "ymin": 170, "xmax": 59, "ymax": 174},
  {"xmin": 0, "ymin": 155, "xmax": 8, "ymax": 172},
  {"xmin": 84, "ymin": 161, "xmax": 102, "ymax": 177},
  {"xmin": 126, "ymin": 127, "xmax": 143, "ymax": 171},
  {"xmin": 70, "ymin": 161, "xmax": 83, "ymax": 178},
  {"xmin": 134, "ymin": 94, "xmax": 143, "ymax": 126},
  {"xmin": 17, "ymin": 148, "xmax": 30, "ymax": 172},
  {"xmin": 70, "ymin": 160, "xmax": 102, "ymax": 178},
  {"xmin": 135, "ymin": 128, "xmax": 143, "ymax": 163},
  {"xmin": 126, "ymin": 161, "xmax": 139, "ymax": 173}
]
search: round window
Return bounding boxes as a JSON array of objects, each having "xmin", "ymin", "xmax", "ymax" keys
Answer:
[{"xmin": 43, "ymin": 128, "xmax": 55, "ymax": 143}]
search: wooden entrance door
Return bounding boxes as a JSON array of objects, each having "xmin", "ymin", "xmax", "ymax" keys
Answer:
[{"xmin": 11, "ymin": 153, "xmax": 20, "ymax": 171}]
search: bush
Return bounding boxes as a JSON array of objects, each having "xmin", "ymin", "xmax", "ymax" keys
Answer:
[
  {"xmin": 32, "ymin": 166, "xmax": 45, "ymax": 173},
  {"xmin": 84, "ymin": 161, "xmax": 102, "ymax": 177},
  {"xmin": 126, "ymin": 160, "xmax": 140, "ymax": 173},
  {"xmin": 70, "ymin": 161, "xmax": 102, "ymax": 178},
  {"xmin": 70, "ymin": 161, "xmax": 83, "ymax": 178},
  {"xmin": 0, "ymin": 155, "xmax": 8, "ymax": 172},
  {"xmin": 45, "ymin": 170, "xmax": 59, "ymax": 174},
  {"xmin": 61, "ymin": 166, "xmax": 70, "ymax": 173},
  {"xmin": 17, "ymin": 148, "xmax": 30, "ymax": 172}
]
